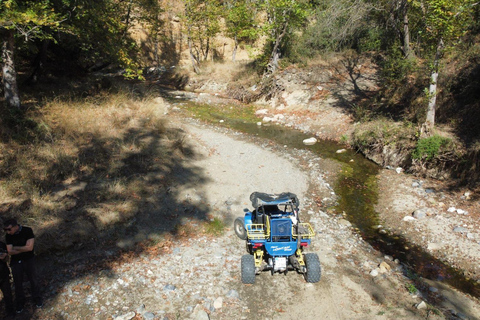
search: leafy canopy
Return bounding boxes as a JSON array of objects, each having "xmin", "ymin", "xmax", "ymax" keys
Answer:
[
  {"xmin": 410, "ymin": 0, "xmax": 477, "ymax": 53},
  {"xmin": 0, "ymin": 0, "xmax": 65, "ymax": 40}
]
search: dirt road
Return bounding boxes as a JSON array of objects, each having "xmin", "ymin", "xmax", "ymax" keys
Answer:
[{"xmin": 20, "ymin": 116, "xmax": 480, "ymax": 320}]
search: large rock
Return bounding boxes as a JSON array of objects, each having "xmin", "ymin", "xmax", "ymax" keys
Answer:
[{"xmin": 303, "ymin": 137, "xmax": 317, "ymax": 145}]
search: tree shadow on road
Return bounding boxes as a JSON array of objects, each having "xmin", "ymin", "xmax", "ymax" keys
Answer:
[{"xmin": 0, "ymin": 95, "xmax": 216, "ymax": 319}]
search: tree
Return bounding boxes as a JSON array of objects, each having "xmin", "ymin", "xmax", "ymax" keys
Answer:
[
  {"xmin": 183, "ymin": 0, "xmax": 222, "ymax": 73},
  {"xmin": 387, "ymin": 0, "xmax": 414, "ymax": 58},
  {"xmin": 286, "ymin": 0, "xmax": 379, "ymax": 61},
  {"xmin": 0, "ymin": 0, "xmax": 64, "ymax": 109},
  {"xmin": 224, "ymin": 0, "xmax": 259, "ymax": 62},
  {"xmin": 138, "ymin": 0, "xmax": 165, "ymax": 66},
  {"xmin": 61, "ymin": 0, "xmax": 149, "ymax": 78},
  {"xmin": 260, "ymin": 0, "xmax": 310, "ymax": 74},
  {"xmin": 410, "ymin": 0, "xmax": 477, "ymax": 134}
]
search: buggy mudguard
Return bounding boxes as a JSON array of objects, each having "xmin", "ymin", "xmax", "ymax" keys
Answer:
[
  {"xmin": 265, "ymin": 241, "xmax": 297, "ymax": 256},
  {"xmin": 244, "ymin": 211, "xmax": 254, "ymax": 225}
]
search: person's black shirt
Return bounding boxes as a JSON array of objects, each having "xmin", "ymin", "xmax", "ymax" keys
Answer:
[{"xmin": 5, "ymin": 226, "xmax": 35, "ymax": 262}]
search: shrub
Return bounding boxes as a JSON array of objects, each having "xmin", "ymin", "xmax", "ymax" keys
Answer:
[
  {"xmin": 412, "ymin": 135, "xmax": 451, "ymax": 161},
  {"xmin": 406, "ymin": 283, "xmax": 418, "ymax": 294}
]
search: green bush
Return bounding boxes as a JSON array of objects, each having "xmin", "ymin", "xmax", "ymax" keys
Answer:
[
  {"xmin": 405, "ymin": 283, "xmax": 418, "ymax": 294},
  {"xmin": 412, "ymin": 135, "xmax": 451, "ymax": 161}
]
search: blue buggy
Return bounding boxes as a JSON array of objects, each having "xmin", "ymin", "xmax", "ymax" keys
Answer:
[{"xmin": 234, "ymin": 192, "xmax": 321, "ymax": 284}]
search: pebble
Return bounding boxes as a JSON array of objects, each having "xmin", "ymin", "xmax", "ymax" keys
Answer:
[
  {"xmin": 213, "ymin": 297, "xmax": 223, "ymax": 309},
  {"xmin": 143, "ymin": 312, "xmax": 155, "ymax": 320},
  {"xmin": 226, "ymin": 289, "xmax": 239, "ymax": 299},
  {"xmin": 115, "ymin": 311, "xmax": 136, "ymax": 320},
  {"xmin": 338, "ymin": 218, "xmax": 352, "ymax": 227},
  {"xmin": 164, "ymin": 284, "xmax": 176, "ymax": 291},
  {"xmin": 379, "ymin": 262, "xmax": 391, "ymax": 273},
  {"xmin": 428, "ymin": 243, "xmax": 443, "ymax": 250},
  {"xmin": 453, "ymin": 226, "xmax": 468, "ymax": 233},
  {"xmin": 413, "ymin": 208, "xmax": 427, "ymax": 219}
]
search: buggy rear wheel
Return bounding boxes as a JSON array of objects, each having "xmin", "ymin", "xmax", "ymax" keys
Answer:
[
  {"xmin": 234, "ymin": 217, "xmax": 247, "ymax": 240},
  {"xmin": 241, "ymin": 255, "xmax": 256, "ymax": 284},
  {"xmin": 304, "ymin": 253, "xmax": 321, "ymax": 283}
]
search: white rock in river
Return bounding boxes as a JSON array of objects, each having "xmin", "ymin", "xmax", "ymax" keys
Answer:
[{"xmin": 303, "ymin": 137, "xmax": 317, "ymax": 145}]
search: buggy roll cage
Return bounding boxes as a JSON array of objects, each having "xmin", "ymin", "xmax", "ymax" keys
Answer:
[
  {"xmin": 246, "ymin": 192, "xmax": 314, "ymax": 240},
  {"xmin": 250, "ymin": 192, "xmax": 300, "ymax": 216},
  {"xmin": 250, "ymin": 192, "xmax": 300, "ymax": 209}
]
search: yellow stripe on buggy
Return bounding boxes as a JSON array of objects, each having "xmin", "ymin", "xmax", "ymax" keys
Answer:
[
  {"xmin": 292, "ymin": 223, "xmax": 315, "ymax": 239},
  {"xmin": 246, "ymin": 217, "xmax": 270, "ymax": 239}
]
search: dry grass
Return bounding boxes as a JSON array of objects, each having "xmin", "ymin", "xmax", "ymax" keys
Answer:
[{"xmin": 0, "ymin": 89, "xmax": 189, "ymax": 251}]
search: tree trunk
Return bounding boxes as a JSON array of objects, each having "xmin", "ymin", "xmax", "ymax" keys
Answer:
[
  {"xmin": 26, "ymin": 39, "xmax": 50, "ymax": 85},
  {"xmin": 268, "ymin": 20, "xmax": 289, "ymax": 74},
  {"xmin": 422, "ymin": 38, "xmax": 444, "ymax": 135},
  {"xmin": 1, "ymin": 29, "xmax": 21, "ymax": 109},
  {"xmin": 204, "ymin": 38, "xmax": 210, "ymax": 61},
  {"xmin": 122, "ymin": 0, "xmax": 134, "ymax": 38},
  {"xmin": 402, "ymin": 0, "xmax": 411, "ymax": 58},
  {"xmin": 187, "ymin": 31, "xmax": 200, "ymax": 73},
  {"xmin": 154, "ymin": 36, "xmax": 159, "ymax": 66},
  {"xmin": 232, "ymin": 35, "xmax": 238, "ymax": 62},
  {"xmin": 424, "ymin": 69, "xmax": 438, "ymax": 130}
]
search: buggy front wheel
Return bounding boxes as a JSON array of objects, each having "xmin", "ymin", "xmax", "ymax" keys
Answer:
[
  {"xmin": 241, "ymin": 255, "xmax": 256, "ymax": 284},
  {"xmin": 234, "ymin": 217, "xmax": 247, "ymax": 240},
  {"xmin": 304, "ymin": 253, "xmax": 321, "ymax": 283}
]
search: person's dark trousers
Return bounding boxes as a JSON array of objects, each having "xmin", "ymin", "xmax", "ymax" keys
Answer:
[
  {"xmin": 0, "ymin": 277, "xmax": 14, "ymax": 315},
  {"xmin": 10, "ymin": 257, "xmax": 42, "ymax": 308}
]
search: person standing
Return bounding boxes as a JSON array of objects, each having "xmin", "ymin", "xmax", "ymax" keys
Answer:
[
  {"xmin": 0, "ymin": 241, "xmax": 14, "ymax": 317},
  {"xmin": 3, "ymin": 218, "xmax": 42, "ymax": 313}
]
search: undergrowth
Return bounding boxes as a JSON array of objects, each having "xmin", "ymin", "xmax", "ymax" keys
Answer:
[{"xmin": 351, "ymin": 119, "xmax": 469, "ymax": 181}]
